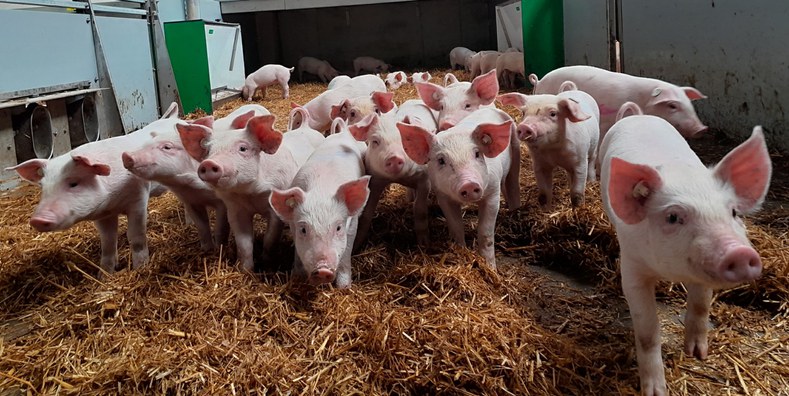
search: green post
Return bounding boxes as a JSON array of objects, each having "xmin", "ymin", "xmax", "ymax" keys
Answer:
[
  {"xmin": 164, "ymin": 20, "xmax": 213, "ymax": 114},
  {"xmin": 521, "ymin": 0, "xmax": 564, "ymax": 86}
]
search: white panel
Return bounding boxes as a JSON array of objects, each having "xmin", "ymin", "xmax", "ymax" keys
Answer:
[
  {"xmin": 95, "ymin": 16, "xmax": 159, "ymax": 132},
  {"xmin": 199, "ymin": 0, "xmax": 222, "ymax": 21},
  {"xmin": 158, "ymin": 0, "xmax": 186, "ymax": 22},
  {"xmin": 205, "ymin": 23, "xmax": 246, "ymax": 91},
  {"xmin": 219, "ymin": 0, "xmax": 411, "ymax": 13},
  {"xmin": 495, "ymin": 2, "xmax": 523, "ymax": 51},
  {"xmin": 621, "ymin": 0, "xmax": 789, "ymax": 150},
  {"xmin": 563, "ymin": 0, "xmax": 610, "ymax": 69},
  {"xmin": 0, "ymin": 10, "xmax": 98, "ymax": 93}
]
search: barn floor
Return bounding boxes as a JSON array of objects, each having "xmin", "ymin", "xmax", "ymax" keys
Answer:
[{"xmin": 0, "ymin": 70, "xmax": 787, "ymax": 395}]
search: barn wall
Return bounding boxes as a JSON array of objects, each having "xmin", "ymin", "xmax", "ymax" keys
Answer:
[
  {"xmin": 224, "ymin": 0, "xmax": 496, "ymax": 75},
  {"xmin": 619, "ymin": 1, "xmax": 789, "ymax": 151}
]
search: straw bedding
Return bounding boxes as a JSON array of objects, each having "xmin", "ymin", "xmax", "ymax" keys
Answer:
[{"xmin": 0, "ymin": 70, "xmax": 786, "ymax": 395}]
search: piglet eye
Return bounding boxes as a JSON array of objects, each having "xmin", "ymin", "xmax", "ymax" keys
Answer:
[
  {"xmin": 464, "ymin": 103, "xmax": 471, "ymax": 109},
  {"xmin": 666, "ymin": 213, "xmax": 680, "ymax": 224},
  {"xmin": 300, "ymin": 226, "xmax": 307, "ymax": 235},
  {"xmin": 668, "ymin": 103, "xmax": 678, "ymax": 110},
  {"xmin": 437, "ymin": 157, "xmax": 446, "ymax": 166},
  {"xmin": 474, "ymin": 150, "xmax": 481, "ymax": 159},
  {"xmin": 732, "ymin": 208, "xmax": 738, "ymax": 218},
  {"xmin": 336, "ymin": 225, "xmax": 342, "ymax": 232},
  {"xmin": 163, "ymin": 144, "xmax": 172, "ymax": 150},
  {"xmin": 350, "ymin": 111, "xmax": 356, "ymax": 118},
  {"xmin": 239, "ymin": 145, "xmax": 248, "ymax": 152},
  {"xmin": 375, "ymin": 108, "xmax": 381, "ymax": 115},
  {"xmin": 439, "ymin": 105, "xmax": 444, "ymax": 111},
  {"xmin": 549, "ymin": 111, "xmax": 558, "ymax": 118},
  {"xmin": 69, "ymin": 181, "xmax": 79, "ymax": 188}
]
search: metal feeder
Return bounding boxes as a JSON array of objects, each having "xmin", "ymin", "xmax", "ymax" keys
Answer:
[
  {"xmin": 14, "ymin": 105, "xmax": 54, "ymax": 162},
  {"xmin": 67, "ymin": 95, "xmax": 100, "ymax": 148}
]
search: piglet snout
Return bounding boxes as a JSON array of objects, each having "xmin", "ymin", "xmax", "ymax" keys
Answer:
[
  {"xmin": 384, "ymin": 155, "xmax": 404, "ymax": 175},
  {"xmin": 310, "ymin": 261, "xmax": 336, "ymax": 285},
  {"xmin": 692, "ymin": 125, "xmax": 709, "ymax": 138},
  {"xmin": 517, "ymin": 124, "xmax": 536, "ymax": 140},
  {"xmin": 30, "ymin": 211, "xmax": 58, "ymax": 232},
  {"xmin": 719, "ymin": 245, "xmax": 762, "ymax": 283},
  {"xmin": 121, "ymin": 152, "xmax": 135, "ymax": 170},
  {"xmin": 198, "ymin": 160, "xmax": 223, "ymax": 184},
  {"xmin": 459, "ymin": 181, "xmax": 482, "ymax": 201}
]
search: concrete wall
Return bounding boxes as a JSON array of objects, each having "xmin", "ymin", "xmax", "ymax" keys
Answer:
[
  {"xmin": 619, "ymin": 1, "xmax": 789, "ymax": 151},
  {"xmin": 224, "ymin": 0, "xmax": 496, "ymax": 75}
]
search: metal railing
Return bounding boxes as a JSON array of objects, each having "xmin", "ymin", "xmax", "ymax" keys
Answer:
[{"xmin": 0, "ymin": 0, "xmax": 147, "ymax": 16}]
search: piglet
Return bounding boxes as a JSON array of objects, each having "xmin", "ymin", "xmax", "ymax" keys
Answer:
[
  {"xmin": 330, "ymin": 91, "xmax": 396, "ymax": 126},
  {"xmin": 297, "ymin": 57, "xmax": 339, "ymax": 83},
  {"xmin": 353, "ymin": 56, "xmax": 389, "ymax": 75},
  {"xmin": 177, "ymin": 114, "xmax": 325, "ymax": 272},
  {"xmin": 415, "ymin": 69, "xmax": 499, "ymax": 131},
  {"xmin": 6, "ymin": 107, "xmax": 183, "ymax": 275},
  {"xmin": 409, "ymin": 72, "xmax": 432, "ymax": 84},
  {"xmin": 328, "ymin": 75, "xmax": 352, "ymax": 90},
  {"xmin": 449, "ymin": 47, "xmax": 476, "ymax": 70},
  {"xmin": 479, "ymin": 52, "xmax": 501, "ymax": 76},
  {"xmin": 269, "ymin": 129, "xmax": 370, "ymax": 288},
  {"xmin": 396, "ymin": 99, "xmax": 438, "ymax": 132},
  {"xmin": 495, "ymin": 51, "xmax": 525, "ymax": 89},
  {"xmin": 349, "ymin": 113, "xmax": 431, "ymax": 251},
  {"xmin": 241, "ymin": 64, "xmax": 293, "ymax": 100},
  {"xmin": 397, "ymin": 108, "xmax": 520, "ymax": 269},
  {"xmin": 531, "ymin": 65, "xmax": 707, "ymax": 139},
  {"xmin": 498, "ymin": 87, "xmax": 600, "ymax": 208},
  {"xmin": 600, "ymin": 105, "xmax": 771, "ymax": 396},
  {"xmin": 293, "ymin": 74, "xmax": 386, "ymax": 132},
  {"xmin": 469, "ymin": 50, "xmax": 497, "ymax": 78},
  {"xmin": 385, "ymin": 71, "xmax": 407, "ymax": 90}
]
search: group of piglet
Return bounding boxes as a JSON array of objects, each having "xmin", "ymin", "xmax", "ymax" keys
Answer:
[
  {"xmin": 7, "ymin": 64, "xmax": 772, "ymax": 396},
  {"xmin": 450, "ymin": 46, "xmax": 526, "ymax": 89}
]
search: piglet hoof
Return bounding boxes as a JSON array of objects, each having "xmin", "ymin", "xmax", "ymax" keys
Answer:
[
  {"xmin": 684, "ymin": 333, "xmax": 709, "ymax": 360},
  {"xmin": 639, "ymin": 379, "xmax": 668, "ymax": 396},
  {"xmin": 571, "ymin": 193, "xmax": 585, "ymax": 208}
]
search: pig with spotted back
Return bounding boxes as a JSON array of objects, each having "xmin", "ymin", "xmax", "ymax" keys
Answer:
[
  {"xmin": 416, "ymin": 69, "xmax": 499, "ymax": 132},
  {"xmin": 5, "ymin": 105, "xmax": 184, "ymax": 275},
  {"xmin": 297, "ymin": 57, "xmax": 339, "ymax": 83},
  {"xmin": 120, "ymin": 105, "xmax": 268, "ymax": 251},
  {"xmin": 177, "ymin": 114, "xmax": 325, "ymax": 272},
  {"xmin": 600, "ymin": 107, "xmax": 771, "ymax": 396},
  {"xmin": 294, "ymin": 74, "xmax": 387, "ymax": 132},
  {"xmin": 349, "ymin": 113, "xmax": 431, "ymax": 251},
  {"xmin": 498, "ymin": 86, "xmax": 600, "ymax": 209},
  {"xmin": 353, "ymin": 56, "xmax": 389, "ymax": 75},
  {"xmin": 330, "ymin": 91, "xmax": 396, "ymax": 126},
  {"xmin": 531, "ymin": 65, "xmax": 707, "ymax": 139},
  {"xmin": 269, "ymin": 129, "xmax": 370, "ymax": 288},
  {"xmin": 241, "ymin": 64, "xmax": 293, "ymax": 101},
  {"xmin": 449, "ymin": 47, "xmax": 476, "ymax": 70},
  {"xmin": 397, "ymin": 108, "xmax": 520, "ymax": 269}
]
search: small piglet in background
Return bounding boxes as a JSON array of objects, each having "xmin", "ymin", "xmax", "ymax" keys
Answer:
[
  {"xmin": 409, "ymin": 72, "xmax": 432, "ymax": 84},
  {"xmin": 353, "ymin": 56, "xmax": 389, "ymax": 76},
  {"xmin": 293, "ymin": 74, "xmax": 387, "ymax": 132},
  {"xmin": 241, "ymin": 64, "xmax": 293, "ymax": 101},
  {"xmin": 495, "ymin": 51, "xmax": 525, "ymax": 89},
  {"xmin": 416, "ymin": 69, "xmax": 499, "ymax": 131},
  {"xmin": 269, "ymin": 126, "xmax": 370, "ymax": 288},
  {"xmin": 449, "ymin": 46, "xmax": 476, "ymax": 71},
  {"xmin": 531, "ymin": 65, "xmax": 708, "ymax": 139},
  {"xmin": 600, "ymin": 103, "xmax": 771, "ymax": 396},
  {"xmin": 177, "ymin": 114, "xmax": 325, "ymax": 272},
  {"xmin": 297, "ymin": 56, "xmax": 339, "ymax": 83},
  {"xmin": 397, "ymin": 108, "xmax": 520, "ymax": 269},
  {"xmin": 469, "ymin": 50, "xmax": 497, "ymax": 78},
  {"xmin": 498, "ymin": 82, "xmax": 600, "ymax": 209},
  {"xmin": 385, "ymin": 71, "xmax": 407, "ymax": 90},
  {"xmin": 330, "ymin": 91, "xmax": 396, "ymax": 126},
  {"xmin": 6, "ymin": 103, "xmax": 183, "ymax": 275}
]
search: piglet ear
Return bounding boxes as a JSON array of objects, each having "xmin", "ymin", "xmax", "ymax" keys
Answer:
[
  {"xmin": 330, "ymin": 117, "xmax": 348, "ymax": 135},
  {"xmin": 647, "ymin": 86, "xmax": 681, "ymax": 106},
  {"xmin": 160, "ymin": 102, "xmax": 179, "ymax": 119},
  {"xmin": 421, "ymin": 73, "xmax": 431, "ymax": 82},
  {"xmin": 469, "ymin": 69, "xmax": 499, "ymax": 105},
  {"xmin": 191, "ymin": 116, "xmax": 214, "ymax": 128},
  {"xmin": 288, "ymin": 107, "xmax": 309, "ymax": 130},
  {"xmin": 683, "ymin": 87, "xmax": 707, "ymax": 101},
  {"xmin": 395, "ymin": 73, "xmax": 403, "ymax": 82},
  {"xmin": 496, "ymin": 92, "xmax": 528, "ymax": 109},
  {"xmin": 713, "ymin": 126, "xmax": 772, "ymax": 213},
  {"xmin": 5, "ymin": 158, "xmax": 47, "ymax": 183},
  {"xmin": 348, "ymin": 114, "xmax": 377, "ymax": 142},
  {"xmin": 616, "ymin": 102, "xmax": 643, "ymax": 121},
  {"xmin": 558, "ymin": 98, "xmax": 591, "ymax": 123},
  {"xmin": 269, "ymin": 187, "xmax": 305, "ymax": 223},
  {"xmin": 608, "ymin": 157, "xmax": 663, "ymax": 224},
  {"xmin": 397, "ymin": 122, "xmax": 434, "ymax": 165},
  {"xmin": 176, "ymin": 123, "xmax": 212, "ymax": 161},
  {"xmin": 559, "ymin": 81, "xmax": 578, "ymax": 92},
  {"xmin": 415, "ymin": 82, "xmax": 445, "ymax": 112},
  {"xmin": 336, "ymin": 176, "xmax": 371, "ymax": 217},
  {"xmin": 444, "ymin": 73, "xmax": 459, "ymax": 87},
  {"xmin": 247, "ymin": 115, "xmax": 282, "ymax": 154},
  {"xmin": 290, "ymin": 101, "xmax": 301, "ymax": 109},
  {"xmin": 231, "ymin": 110, "xmax": 256, "ymax": 129},
  {"xmin": 371, "ymin": 91, "xmax": 395, "ymax": 113},
  {"xmin": 72, "ymin": 155, "xmax": 110, "ymax": 176},
  {"xmin": 331, "ymin": 99, "xmax": 351, "ymax": 120},
  {"xmin": 473, "ymin": 121, "xmax": 512, "ymax": 158}
]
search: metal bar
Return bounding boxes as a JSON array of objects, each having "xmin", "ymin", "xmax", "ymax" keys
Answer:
[
  {"xmin": 496, "ymin": 7, "xmax": 512, "ymax": 48},
  {"xmin": 85, "ymin": 0, "xmax": 127, "ymax": 136},
  {"xmin": 0, "ymin": 0, "xmax": 88, "ymax": 9},
  {"xmin": 0, "ymin": 88, "xmax": 105, "ymax": 111},
  {"xmin": 229, "ymin": 26, "xmax": 239, "ymax": 72},
  {"xmin": 0, "ymin": 81, "xmax": 92, "ymax": 102},
  {"xmin": 90, "ymin": 4, "xmax": 147, "ymax": 16}
]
